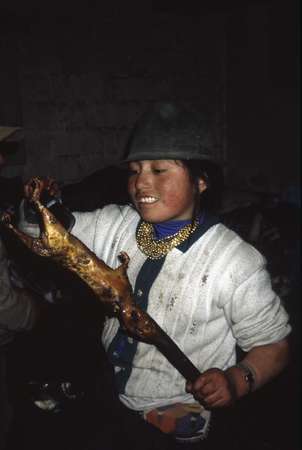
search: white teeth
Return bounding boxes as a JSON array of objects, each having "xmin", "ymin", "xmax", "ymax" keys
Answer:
[{"xmin": 139, "ymin": 197, "xmax": 157, "ymax": 204}]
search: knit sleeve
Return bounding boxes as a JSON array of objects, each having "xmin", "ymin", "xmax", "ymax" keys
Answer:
[
  {"xmin": 71, "ymin": 209, "xmax": 103, "ymax": 251},
  {"xmin": 71, "ymin": 204, "xmax": 126, "ymax": 252},
  {"xmin": 218, "ymin": 242, "xmax": 291, "ymax": 352}
]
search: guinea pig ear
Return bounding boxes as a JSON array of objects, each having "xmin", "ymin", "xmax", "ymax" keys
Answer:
[{"xmin": 197, "ymin": 177, "xmax": 207, "ymax": 194}]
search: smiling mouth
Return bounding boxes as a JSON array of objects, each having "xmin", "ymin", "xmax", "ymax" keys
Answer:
[{"xmin": 137, "ymin": 196, "xmax": 158, "ymax": 205}]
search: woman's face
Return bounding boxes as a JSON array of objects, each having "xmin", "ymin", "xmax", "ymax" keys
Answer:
[{"xmin": 127, "ymin": 159, "xmax": 206, "ymax": 223}]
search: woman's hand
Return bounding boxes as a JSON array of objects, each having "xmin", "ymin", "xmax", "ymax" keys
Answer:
[
  {"xmin": 185, "ymin": 368, "xmax": 237, "ymax": 409},
  {"xmin": 186, "ymin": 339, "xmax": 290, "ymax": 409},
  {"xmin": 24, "ymin": 176, "xmax": 61, "ymax": 202}
]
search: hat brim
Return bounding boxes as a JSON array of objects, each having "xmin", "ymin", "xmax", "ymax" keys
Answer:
[{"xmin": 115, "ymin": 151, "xmax": 218, "ymax": 170}]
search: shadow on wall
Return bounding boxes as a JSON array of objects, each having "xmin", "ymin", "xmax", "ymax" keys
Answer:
[{"xmin": 62, "ymin": 165, "xmax": 130, "ymax": 211}]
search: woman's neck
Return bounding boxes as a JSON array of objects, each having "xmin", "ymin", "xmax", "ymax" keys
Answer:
[{"xmin": 153, "ymin": 212, "xmax": 205, "ymax": 240}]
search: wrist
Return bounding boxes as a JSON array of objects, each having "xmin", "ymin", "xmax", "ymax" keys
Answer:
[
  {"xmin": 225, "ymin": 362, "xmax": 256, "ymax": 398},
  {"xmin": 235, "ymin": 362, "xmax": 256, "ymax": 394}
]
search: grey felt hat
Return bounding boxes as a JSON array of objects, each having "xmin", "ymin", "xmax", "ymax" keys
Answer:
[{"xmin": 122, "ymin": 102, "xmax": 220, "ymax": 163}]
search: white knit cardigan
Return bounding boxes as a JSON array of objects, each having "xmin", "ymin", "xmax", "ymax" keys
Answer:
[{"xmin": 72, "ymin": 204, "xmax": 290, "ymax": 411}]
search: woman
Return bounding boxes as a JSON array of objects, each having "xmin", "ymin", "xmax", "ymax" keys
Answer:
[
  {"xmin": 69, "ymin": 103, "xmax": 290, "ymax": 449},
  {"xmin": 19, "ymin": 103, "xmax": 291, "ymax": 449}
]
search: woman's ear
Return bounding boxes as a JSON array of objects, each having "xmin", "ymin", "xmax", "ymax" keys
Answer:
[{"xmin": 198, "ymin": 178, "xmax": 207, "ymax": 193}]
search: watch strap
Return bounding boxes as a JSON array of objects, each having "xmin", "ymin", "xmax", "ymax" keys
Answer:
[{"xmin": 235, "ymin": 362, "xmax": 256, "ymax": 394}]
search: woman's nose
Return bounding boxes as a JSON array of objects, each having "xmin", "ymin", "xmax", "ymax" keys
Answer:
[{"xmin": 134, "ymin": 171, "xmax": 152, "ymax": 190}]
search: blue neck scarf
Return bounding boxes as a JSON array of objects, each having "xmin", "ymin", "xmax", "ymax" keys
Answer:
[{"xmin": 153, "ymin": 212, "xmax": 205, "ymax": 240}]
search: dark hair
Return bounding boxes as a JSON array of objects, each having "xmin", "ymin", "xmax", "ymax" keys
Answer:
[{"xmin": 182, "ymin": 159, "xmax": 224, "ymax": 215}]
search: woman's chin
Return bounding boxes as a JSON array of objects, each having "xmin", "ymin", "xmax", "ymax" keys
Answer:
[{"xmin": 138, "ymin": 210, "xmax": 166, "ymax": 224}]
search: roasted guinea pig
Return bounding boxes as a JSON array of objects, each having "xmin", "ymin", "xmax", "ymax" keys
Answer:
[{"xmin": 0, "ymin": 176, "xmax": 201, "ymax": 382}]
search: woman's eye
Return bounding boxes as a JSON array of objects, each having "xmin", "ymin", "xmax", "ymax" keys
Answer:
[
  {"xmin": 127, "ymin": 169, "xmax": 139, "ymax": 176},
  {"xmin": 153, "ymin": 168, "xmax": 167, "ymax": 174}
]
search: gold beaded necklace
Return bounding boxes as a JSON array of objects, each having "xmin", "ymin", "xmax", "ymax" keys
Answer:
[{"xmin": 136, "ymin": 220, "xmax": 199, "ymax": 260}]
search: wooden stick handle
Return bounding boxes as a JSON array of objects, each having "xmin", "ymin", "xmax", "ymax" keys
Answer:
[{"xmin": 153, "ymin": 327, "xmax": 201, "ymax": 383}]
